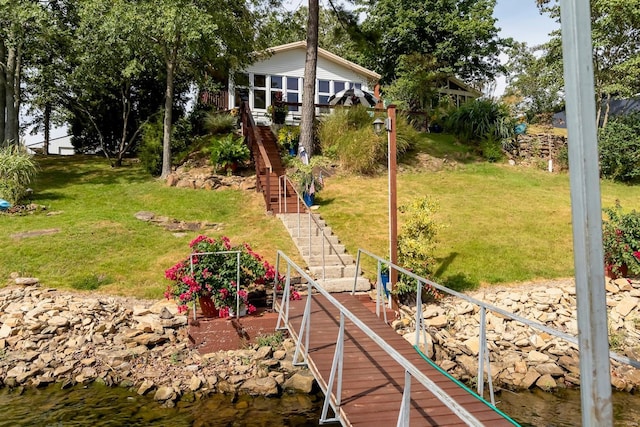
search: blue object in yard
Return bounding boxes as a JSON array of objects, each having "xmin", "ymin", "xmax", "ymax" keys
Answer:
[
  {"xmin": 0, "ymin": 199, "xmax": 11, "ymax": 210},
  {"xmin": 303, "ymin": 193, "xmax": 314, "ymax": 207},
  {"xmin": 515, "ymin": 123, "xmax": 528, "ymax": 135},
  {"xmin": 380, "ymin": 272, "xmax": 390, "ymax": 297}
]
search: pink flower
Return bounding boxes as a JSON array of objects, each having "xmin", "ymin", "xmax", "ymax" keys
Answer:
[
  {"xmin": 634, "ymin": 251, "xmax": 640, "ymax": 260},
  {"xmin": 290, "ymin": 291, "xmax": 301, "ymax": 301}
]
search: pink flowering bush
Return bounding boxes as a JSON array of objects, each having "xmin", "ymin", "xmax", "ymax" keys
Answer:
[
  {"xmin": 164, "ymin": 235, "xmax": 279, "ymax": 314},
  {"xmin": 602, "ymin": 202, "xmax": 640, "ymax": 278}
]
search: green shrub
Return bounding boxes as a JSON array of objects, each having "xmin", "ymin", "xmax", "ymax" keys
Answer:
[
  {"xmin": 479, "ymin": 132, "xmax": 504, "ymax": 163},
  {"xmin": 318, "ymin": 106, "xmax": 416, "ymax": 175},
  {"xmin": 203, "ymin": 112, "xmax": 236, "ymax": 135},
  {"xmin": 599, "ymin": 114, "xmax": 640, "ymax": 182},
  {"xmin": 0, "ymin": 145, "xmax": 38, "ymax": 204},
  {"xmin": 138, "ymin": 119, "xmax": 164, "ymax": 176},
  {"xmin": 209, "ymin": 133, "xmax": 250, "ymax": 173},
  {"xmin": 445, "ymin": 99, "xmax": 514, "ymax": 146},
  {"xmin": 277, "ymin": 126, "xmax": 300, "ymax": 152}
]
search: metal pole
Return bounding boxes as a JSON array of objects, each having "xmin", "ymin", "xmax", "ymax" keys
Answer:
[
  {"xmin": 560, "ymin": 0, "xmax": 612, "ymax": 425},
  {"xmin": 477, "ymin": 307, "xmax": 486, "ymax": 398}
]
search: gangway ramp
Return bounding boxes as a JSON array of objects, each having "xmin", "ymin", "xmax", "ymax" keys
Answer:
[{"xmin": 277, "ymin": 290, "xmax": 517, "ymax": 426}]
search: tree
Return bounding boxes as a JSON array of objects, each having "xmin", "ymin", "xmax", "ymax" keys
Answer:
[
  {"xmin": 361, "ymin": 0, "xmax": 506, "ymax": 86},
  {"xmin": 299, "ymin": 0, "xmax": 319, "ymax": 157},
  {"xmin": 535, "ymin": 0, "xmax": 640, "ymax": 128},
  {"xmin": 502, "ymin": 41, "xmax": 564, "ymax": 122}
]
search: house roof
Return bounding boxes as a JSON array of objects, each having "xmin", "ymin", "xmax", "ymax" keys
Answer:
[
  {"xmin": 446, "ymin": 76, "xmax": 483, "ymax": 98},
  {"xmin": 260, "ymin": 41, "xmax": 381, "ymax": 81}
]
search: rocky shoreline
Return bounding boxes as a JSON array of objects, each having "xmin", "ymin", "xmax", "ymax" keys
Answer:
[
  {"xmin": 0, "ymin": 282, "xmax": 314, "ymax": 407},
  {"xmin": 393, "ymin": 277, "xmax": 640, "ymax": 393},
  {"xmin": 2, "ymin": 276, "xmax": 640, "ymax": 406}
]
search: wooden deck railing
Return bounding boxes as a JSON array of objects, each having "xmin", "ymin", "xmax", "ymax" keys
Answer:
[{"xmin": 241, "ymin": 101, "xmax": 272, "ymax": 206}]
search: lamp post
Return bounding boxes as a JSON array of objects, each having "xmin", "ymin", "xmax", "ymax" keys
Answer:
[{"xmin": 374, "ymin": 105, "xmax": 398, "ymax": 311}]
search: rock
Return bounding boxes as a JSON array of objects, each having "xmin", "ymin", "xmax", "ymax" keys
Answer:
[
  {"xmin": 254, "ymin": 346, "xmax": 273, "ymax": 361},
  {"xmin": 527, "ymin": 350, "xmax": 550, "ymax": 363},
  {"xmin": 133, "ymin": 333, "xmax": 168, "ymax": 347},
  {"xmin": 535, "ymin": 374, "xmax": 557, "ymax": 391},
  {"xmin": 615, "ymin": 296, "xmax": 638, "ymax": 317},
  {"xmin": 134, "ymin": 211, "xmax": 156, "ymax": 222},
  {"xmin": 47, "ymin": 316, "xmax": 69, "ymax": 328},
  {"xmin": 521, "ymin": 368, "xmax": 541, "ymax": 389},
  {"xmin": 15, "ymin": 277, "xmax": 40, "ymax": 286},
  {"xmin": 154, "ymin": 386, "xmax": 176, "ymax": 401},
  {"xmin": 189, "ymin": 375, "xmax": 202, "ymax": 391},
  {"xmin": 283, "ymin": 372, "xmax": 315, "ymax": 393},
  {"xmin": 0, "ymin": 324, "xmax": 14, "ymax": 339},
  {"xmin": 461, "ymin": 337, "xmax": 480, "ymax": 356},
  {"xmin": 425, "ymin": 315, "xmax": 448, "ymax": 328},
  {"xmin": 534, "ymin": 362, "xmax": 564, "ymax": 377},
  {"xmin": 240, "ymin": 376, "xmax": 279, "ymax": 396}
]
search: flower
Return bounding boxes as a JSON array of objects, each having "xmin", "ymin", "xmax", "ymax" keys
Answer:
[
  {"xmin": 165, "ymin": 235, "xmax": 278, "ymax": 315},
  {"xmin": 602, "ymin": 202, "xmax": 640, "ymax": 278}
]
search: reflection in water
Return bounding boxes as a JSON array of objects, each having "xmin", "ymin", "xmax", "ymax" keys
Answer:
[
  {"xmin": 1, "ymin": 383, "xmax": 640, "ymax": 426},
  {"xmin": 496, "ymin": 388, "xmax": 640, "ymax": 426},
  {"xmin": 0, "ymin": 385, "xmax": 322, "ymax": 427}
]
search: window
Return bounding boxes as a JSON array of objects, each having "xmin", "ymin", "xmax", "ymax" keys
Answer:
[
  {"xmin": 253, "ymin": 74, "xmax": 266, "ymax": 110},
  {"xmin": 318, "ymin": 79, "xmax": 331, "ymax": 107},
  {"xmin": 286, "ymin": 77, "xmax": 300, "ymax": 112},
  {"xmin": 271, "ymin": 76, "xmax": 283, "ymax": 90},
  {"xmin": 334, "ymin": 81, "xmax": 346, "ymax": 94},
  {"xmin": 353, "ymin": 82, "xmax": 362, "ymax": 90}
]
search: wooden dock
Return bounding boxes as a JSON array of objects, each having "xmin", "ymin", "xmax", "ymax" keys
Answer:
[{"xmin": 282, "ymin": 293, "xmax": 517, "ymax": 426}]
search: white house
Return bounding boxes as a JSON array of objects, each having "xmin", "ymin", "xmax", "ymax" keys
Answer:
[{"xmin": 228, "ymin": 41, "xmax": 381, "ymax": 124}]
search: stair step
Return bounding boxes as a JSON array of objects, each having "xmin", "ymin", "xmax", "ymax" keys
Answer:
[
  {"xmin": 315, "ymin": 277, "xmax": 371, "ymax": 293},
  {"xmin": 298, "ymin": 244, "xmax": 346, "ymax": 256},
  {"xmin": 292, "ymin": 235, "xmax": 340, "ymax": 247},
  {"xmin": 309, "ymin": 264, "xmax": 360, "ymax": 279},
  {"xmin": 304, "ymin": 254, "xmax": 354, "ymax": 265}
]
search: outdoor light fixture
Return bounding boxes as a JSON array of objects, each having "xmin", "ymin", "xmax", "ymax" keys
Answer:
[{"xmin": 372, "ymin": 117, "xmax": 385, "ymax": 135}]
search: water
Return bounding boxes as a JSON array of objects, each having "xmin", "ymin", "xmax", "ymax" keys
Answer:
[
  {"xmin": 0, "ymin": 385, "xmax": 322, "ymax": 427},
  {"xmin": 1, "ymin": 384, "xmax": 639, "ymax": 426}
]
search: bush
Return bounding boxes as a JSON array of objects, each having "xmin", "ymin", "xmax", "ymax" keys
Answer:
[
  {"xmin": 209, "ymin": 133, "xmax": 250, "ymax": 173},
  {"xmin": 0, "ymin": 145, "xmax": 38, "ymax": 204},
  {"xmin": 203, "ymin": 112, "xmax": 236, "ymax": 135},
  {"xmin": 599, "ymin": 114, "xmax": 640, "ymax": 182},
  {"xmin": 445, "ymin": 99, "xmax": 514, "ymax": 147},
  {"xmin": 138, "ymin": 115, "xmax": 190, "ymax": 176},
  {"xmin": 602, "ymin": 202, "xmax": 640, "ymax": 277},
  {"xmin": 318, "ymin": 106, "xmax": 416, "ymax": 175}
]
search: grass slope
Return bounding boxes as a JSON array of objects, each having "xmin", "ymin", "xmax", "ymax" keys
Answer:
[{"xmin": 1, "ymin": 156, "xmax": 298, "ymax": 299}]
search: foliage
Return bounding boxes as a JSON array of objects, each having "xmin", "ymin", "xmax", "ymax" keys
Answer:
[
  {"xmin": 479, "ymin": 131, "xmax": 505, "ymax": 163},
  {"xmin": 361, "ymin": 0, "xmax": 506, "ymax": 85},
  {"xmin": 381, "ymin": 53, "xmax": 443, "ymax": 111},
  {"xmin": 445, "ymin": 99, "xmax": 515, "ymax": 148},
  {"xmin": 208, "ymin": 133, "xmax": 250, "ymax": 174},
  {"xmin": 288, "ymin": 156, "xmax": 325, "ymax": 195},
  {"xmin": 397, "ymin": 197, "xmax": 443, "ymax": 279},
  {"xmin": 602, "ymin": 202, "xmax": 640, "ymax": 277},
  {"xmin": 318, "ymin": 106, "xmax": 416, "ymax": 175},
  {"xmin": 203, "ymin": 112, "xmax": 236, "ymax": 135},
  {"xmin": 255, "ymin": 331, "xmax": 285, "ymax": 348},
  {"xmin": 164, "ymin": 235, "xmax": 278, "ymax": 314},
  {"xmin": 0, "ymin": 145, "xmax": 38, "ymax": 204},
  {"xmin": 138, "ymin": 116, "xmax": 188, "ymax": 176},
  {"xmin": 598, "ymin": 113, "xmax": 640, "ymax": 182},
  {"xmin": 71, "ymin": 274, "xmax": 112, "ymax": 291},
  {"xmin": 277, "ymin": 126, "xmax": 300, "ymax": 151}
]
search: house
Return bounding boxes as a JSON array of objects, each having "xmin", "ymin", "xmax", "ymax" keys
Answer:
[
  {"xmin": 227, "ymin": 41, "xmax": 381, "ymax": 124},
  {"xmin": 436, "ymin": 76, "xmax": 483, "ymax": 108}
]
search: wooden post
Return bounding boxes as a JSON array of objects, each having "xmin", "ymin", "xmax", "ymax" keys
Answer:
[{"xmin": 388, "ymin": 105, "xmax": 399, "ymax": 311}]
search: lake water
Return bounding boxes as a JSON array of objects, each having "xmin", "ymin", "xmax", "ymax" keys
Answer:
[{"xmin": 0, "ymin": 384, "xmax": 638, "ymax": 426}]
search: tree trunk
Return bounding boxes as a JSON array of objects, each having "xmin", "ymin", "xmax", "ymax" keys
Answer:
[
  {"xmin": 0, "ymin": 40, "xmax": 6, "ymax": 146},
  {"xmin": 43, "ymin": 102, "xmax": 51, "ymax": 155},
  {"xmin": 116, "ymin": 85, "xmax": 131, "ymax": 167},
  {"xmin": 161, "ymin": 53, "xmax": 176, "ymax": 179},
  {"xmin": 12, "ymin": 43, "xmax": 21, "ymax": 143},
  {"xmin": 602, "ymin": 92, "xmax": 611, "ymax": 129},
  {"xmin": 4, "ymin": 46, "xmax": 17, "ymax": 144},
  {"xmin": 299, "ymin": 0, "xmax": 319, "ymax": 158}
]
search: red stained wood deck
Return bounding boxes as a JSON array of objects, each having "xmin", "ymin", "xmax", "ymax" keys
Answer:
[{"xmin": 282, "ymin": 293, "xmax": 517, "ymax": 427}]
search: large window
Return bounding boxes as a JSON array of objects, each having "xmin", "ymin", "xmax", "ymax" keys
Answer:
[
  {"xmin": 318, "ymin": 79, "xmax": 331, "ymax": 105},
  {"xmin": 253, "ymin": 74, "xmax": 266, "ymax": 110},
  {"xmin": 287, "ymin": 77, "xmax": 300, "ymax": 112},
  {"xmin": 233, "ymin": 73, "xmax": 250, "ymax": 107}
]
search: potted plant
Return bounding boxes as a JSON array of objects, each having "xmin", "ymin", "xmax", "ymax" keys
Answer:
[
  {"xmin": 209, "ymin": 134, "xmax": 250, "ymax": 175},
  {"xmin": 602, "ymin": 202, "xmax": 640, "ymax": 279},
  {"xmin": 268, "ymin": 92, "xmax": 288, "ymax": 124},
  {"xmin": 289, "ymin": 157, "xmax": 324, "ymax": 207},
  {"xmin": 164, "ymin": 235, "xmax": 278, "ymax": 317},
  {"xmin": 277, "ymin": 125, "xmax": 300, "ymax": 156}
]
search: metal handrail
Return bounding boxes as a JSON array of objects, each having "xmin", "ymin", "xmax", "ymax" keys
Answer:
[
  {"xmin": 273, "ymin": 250, "xmax": 486, "ymax": 427},
  {"xmin": 277, "ymin": 175, "xmax": 348, "ymax": 280},
  {"xmin": 354, "ymin": 248, "xmax": 640, "ymax": 405}
]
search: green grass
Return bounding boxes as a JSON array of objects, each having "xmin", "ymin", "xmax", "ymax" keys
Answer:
[
  {"xmin": 0, "ymin": 156, "xmax": 299, "ymax": 299},
  {"xmin": 318, "ymin": 154, "xmax": 640, "ymax": 290},
  {"xmin": 4, "ymin": 141, "xmax": 640, "ymax": 298}
]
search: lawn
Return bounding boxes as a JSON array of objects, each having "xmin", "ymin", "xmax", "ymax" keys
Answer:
[
  {"xmin": 0, "ymin": 156, "xmax": 299, "ymax": 299},
  {"xmin": 317, "ymin": 132, "xmax": 640, "ymax": 289},
  {"xmin": 3, "ymin": 138, "xmax": 639, "ymax": 298}
]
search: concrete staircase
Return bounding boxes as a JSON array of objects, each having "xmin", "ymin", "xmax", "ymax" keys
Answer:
[{"xmin": 278, "ymin": 212, "xmax": 371, "ymax": 292}]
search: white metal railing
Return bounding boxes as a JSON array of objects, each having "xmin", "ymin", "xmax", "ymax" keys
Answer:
[
  {"xmin": 273, "ymin": 250, "xmax": 489, "ymax": 426},
  {"xmin": 277, "ymin": 175, "xmax": 348, "ymax": 280},
  {"xmin": 354, "ymin": 248, "xmax": 640, "ymax": 406}
]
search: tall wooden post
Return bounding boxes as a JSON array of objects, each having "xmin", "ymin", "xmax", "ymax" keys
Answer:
[{"xmin": 388, "ymin": 104, "xmax": 398, "ymax": 311}]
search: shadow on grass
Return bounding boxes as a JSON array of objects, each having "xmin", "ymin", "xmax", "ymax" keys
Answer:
[{"xmin": 433, "ymin": 252, "xmax": 479, "ymax": 292}]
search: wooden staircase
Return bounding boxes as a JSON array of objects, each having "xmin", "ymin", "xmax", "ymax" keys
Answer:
[{"xmin": 254, "ymin": 125, "xmax": 302, "ymax": 214}]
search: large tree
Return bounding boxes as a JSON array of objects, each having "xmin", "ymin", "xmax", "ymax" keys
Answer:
[
  {"xmin": 299, "ymin": 0, "xmax": 319, "ymax": 157},
  {"xmin": 361, "ymin": 0, "xmax": 505, "ymax": 86}
]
